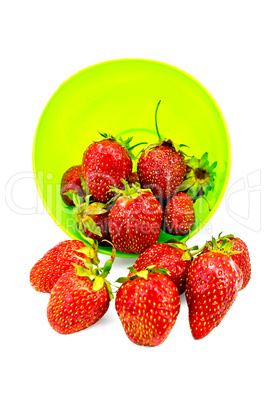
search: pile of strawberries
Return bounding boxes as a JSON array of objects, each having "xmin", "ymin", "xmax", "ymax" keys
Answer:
[
  {"xmin": 30, "ymin": 234, "xmax": 251, "ymax": 345},
  {"xmin": 60, "ymin": 101, "xmax": 217, "ymax": 253},
  {"xmin": 30, "ymin": 100, "xmax": 251, "ymax": 346}
]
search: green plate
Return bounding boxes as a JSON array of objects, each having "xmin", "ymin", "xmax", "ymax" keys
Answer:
[{"xmin": 32, "ymin": 58, "xmax": 231, "ymax": 258}]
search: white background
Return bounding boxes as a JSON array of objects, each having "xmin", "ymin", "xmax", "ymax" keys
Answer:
[{"xmin": 1, "ymin": 1, "xmax": 265, "ymax": 401}]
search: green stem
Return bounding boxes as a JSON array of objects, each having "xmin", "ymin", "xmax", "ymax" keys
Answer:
[
  {"xmin": 191, "ymin": 243, "xmax": 207, "ymax": 257},
  {"xmin": 188, "ymin": 245, "xmax": 199, "ymax": 252},
  {"xmin": 199, "ymin": 196, "xmax": 211, "ymax": 211},
  {"xmin": 155, "ymin": 100, "xmax": 163, "ymax": 140},
  {"xmin": 127, "ymin": 142, "xmax": 148, "ymax": 151}
]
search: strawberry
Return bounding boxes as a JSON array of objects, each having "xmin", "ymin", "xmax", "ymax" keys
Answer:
[
  {"xmin": 108, "ymin": 182, "xmax": 162, "ymax": 254},
  {"xmin": 137, "ymin": 101, "xmax": 186, "ymax": 200},
  {"xmin": 30, "ymin": 239, "xmax": 99, "ymax": 293},
  {"xmin": 60, "ymin": 165, "xmax": 85, "ymax": 206},
  {"xmin": 81, "ymin": 133, "xmax": 146, "ymax": 203},
  {"xmin": 47, "ymin": 250, "xmax": 115, "ymax": 335},
  {"xmin": 72, "ymin": 193, "xmax": 110, "ymax": 244},
  {"xmin": 163, "ymin": 192, "xmax": 195, "ymax": 235},
  {"xmin": 138, "ymin": 141, "xmax": 186, "ymax": 200},
  {"xmin": 115, "ymin": 266, "xmax": 180, "ymax": 346},
  {"xmin": 203, "ymin": 234, "xmax": 251, "ymax": 290},
  {"xmin": 78, "ymin": 203, "xmax": 110, "ymax": 243},
  {"xmin": 185, "ymin": 239, "xmax": 243, "ymax": 340},
  {"xmin": 130, "ymin": 240, "xmax": 196, "ymax": 294}
]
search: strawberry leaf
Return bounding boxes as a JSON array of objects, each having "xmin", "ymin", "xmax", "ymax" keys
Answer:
[
  {"xmin": 181, "ymin": 250, "xmax": 193, "ymax": 261},
  {"xmin": 221, "ymin": 239, "xmax": 228, "ymax": 248},
  {"xmin": 199, "ymin": 152, "xmax": 209, "ymax": 167},
  {"xmin": 223, "ymin": 241, "xmax": 234, "ymax": 252},
  {"xmin": 104, "ymin": 279, "xmax": 114, "ymax": 300},
  {"xmin": 84, "ymin": 261, "xmax": 94, "ymax": 271},
  {"xmin": 73, "ymin": 192, "xmax": 84, "ymax": 206},
  {"xmin": 165, "ymin": 239, "xmax": 188, "ymax": 251},
  {"xmin": 154, "ymin": 267, "xmax": 171, "ymax": 276},
  {"xmin": 187, "ymin": 182, "xmax": 201, "ymax": 198},
  {"xmin": 128, "ymin": 266, "xmax": 137, "ymax": 274},
  {"xmin": 136, "ymin": 270, "xmax": 149, "ymax": 280},
  {"xmin": 186, "ymin": 156, "xmax": 199, "ymax": 169},
  {"xmin": 177, "ymin": 177, "xmax": 195, "ymax": 192},
  {"xmin": 63, "ymin": 191, "xmax": 74, "ymax": 201},
  {"xmin": 74, "ymin": 264, "xmax": 92, "ymax": 277},
  {"xmin": 79, "ymin": 174, "xmax": 90, "ymax": 196},
  {"xmin": 77, "ymin": 246, "xmax": 97, "ymax": 259},
  {"xmin": 92, "ymin": 276, "xmax": 105, "ymax": 292},
  {"xmin": 210, "ymin": 161, "xmax": 218, "ymax": 171},
  {"xmin": 101, "ymin": 259, "xmax": 113, "ymax": 278},
  {"xmin": 83, "ymin": 217, "xmax": 102, "ymax": 237},
  {"xmin": 115, "ymin": 277, "xmax": 130, "ymax": 284},
  {"xmin": 87, "ymin": 207, "xmax": 108, "ymax": 215}
]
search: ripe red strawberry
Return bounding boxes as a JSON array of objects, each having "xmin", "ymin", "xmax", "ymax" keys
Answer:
[
  {"xmin": 47, "ymin": 253, "xmax": 115, "ymax": 335},
  {"xmin": 81, "ymin": 133, "xmax": 134, "ymax": 203},
  {"xmin": 108, "ymin": 182, "xmax": 162, "ymax": 254},
  {"xmin": 60, "ymin": 165, "xmax": 85, "ymax": 206},
  {"xmin": 115, "ymin": 267, "xmax": 180, "ymax": 346},
  {"xmin": 30, "ymin": 239, "xmax": 99, "ymax": 293},
  {"xmin": 163, "ymin": 192, "xmax": 195, "ymax": 235},
  {"xmin": 185, "ymin": 244, "xmax": 243, "ymax": 340},
  {"xmin": 203, "ymin": 234, "xmax": 251, "ymax": 290},
  {"xmin": 137, "ymin": 101, "xmax": 186, "ymax": 200},
  {"xmin": 138, "ymin": 141, "xmax": 186, "ymax": 200},
  {"xmin": 130, "ymin": 240, "xmax": 195, "ymax": 294}
]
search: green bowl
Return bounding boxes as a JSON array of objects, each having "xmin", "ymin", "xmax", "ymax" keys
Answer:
[{"xmin": 32, "ymin": 58, "xmax": 231, "ymax": 258}]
